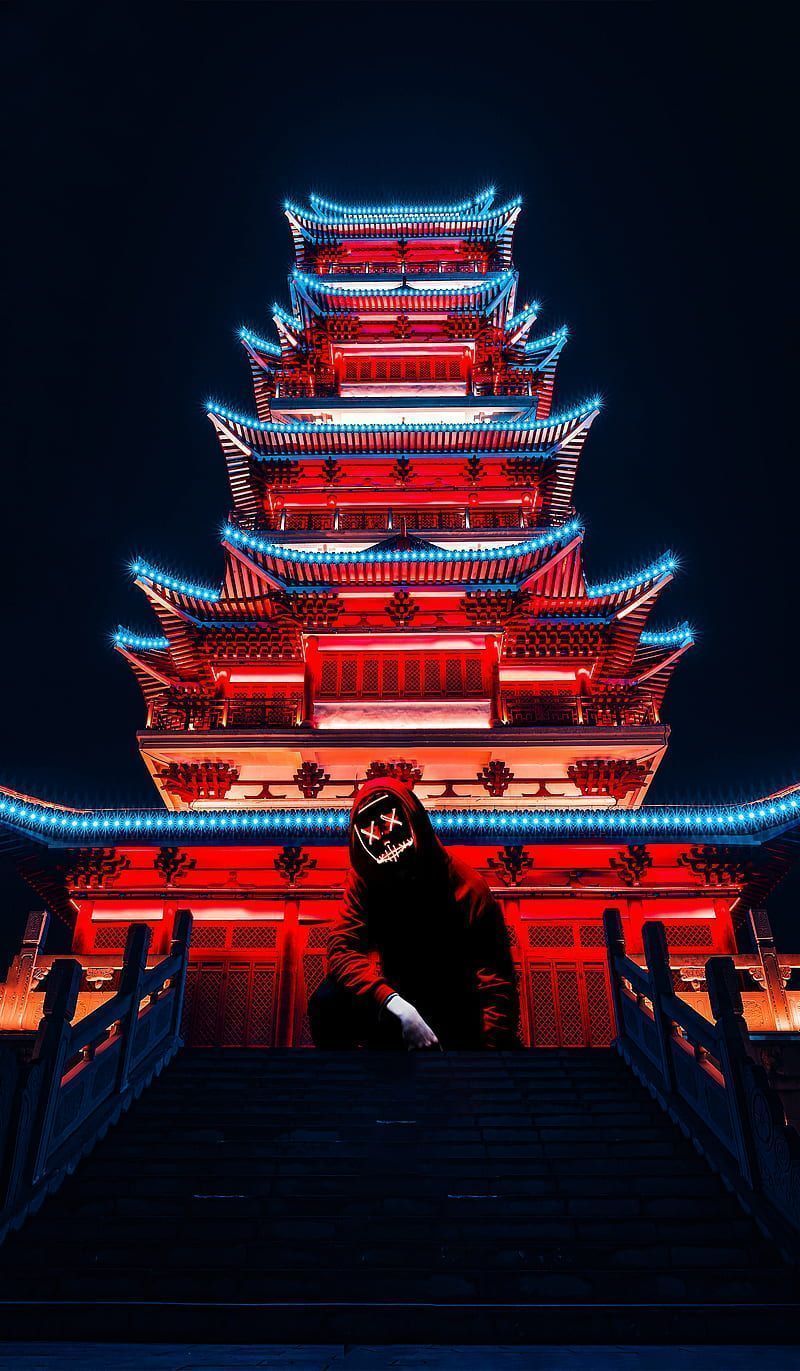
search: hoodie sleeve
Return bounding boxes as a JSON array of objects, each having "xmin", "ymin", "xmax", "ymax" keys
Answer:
[
  {"xmin": 326, "ymin": 877, "xmax": 396, "ymax": 1008},
  {"xmin": 470, "ymin": 892, "xmax": 521, "ymax": 1048}
]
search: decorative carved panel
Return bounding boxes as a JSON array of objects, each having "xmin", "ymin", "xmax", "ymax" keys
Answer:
[
  {"xmin": 609, "ymin": 844, "xmax": 653, "ymax": 887},
  {"xmin": 486, "ymin": 845, "xmax": 534, "ymax": 887},
  {"xmin": 478, "ymin": 760, "xmax": 515, "ymax": 797},
  {"xmin": 365, "ymin": 759, "xmax": 423, "ymax": 788},
  {"xmin": 66, "ymin": 849, "xmax": 130, "ymax": 891},
  {"xmin": 568, "ymin": 758, "xmax": 649, "ymax": 801},
  {"xmin": 293, "ymin": 761, "xmax": 330, "ymax": 799},
  {"xmin": 160, "ymin": 761, "xmax": 240, "ymax": 804},
  {"xmin": 273, "ymin": 846, "xmax": 318, "ymax": 885}
]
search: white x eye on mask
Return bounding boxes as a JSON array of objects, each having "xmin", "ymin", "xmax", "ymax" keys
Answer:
[{"xmin": 353, "ymin": 792, "xmax": 416, "ymax": 867}]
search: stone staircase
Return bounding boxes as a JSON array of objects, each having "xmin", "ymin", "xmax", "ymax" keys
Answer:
[{"xmin": 0, "ymin": 1048, "xmax": 797, "ymax": 1342}]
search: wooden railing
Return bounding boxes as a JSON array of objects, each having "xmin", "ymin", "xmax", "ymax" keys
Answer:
[
  {"xmin": 603, "ymin": 908, "xmax": 800, "ymax": 1257},
  {"xmin": 0, "ymin": 911, "xmax": 191, "ymax": 1244}
]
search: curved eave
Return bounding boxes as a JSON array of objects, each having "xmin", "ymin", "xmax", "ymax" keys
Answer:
[
  {"xmin": 286, "ymin": 198, "xmax": 521, "ymax": 241},
  {"xmin": 3, "ymin": 783, "xmax": 800, "ymax": 851},
  {"xmin": 207, "ymin": 403, "xmax": 600, "ymax": 460},
  {"xmin": 114, "ymin": 641, "xmax": 178, "ymax": 687},
  {"xmin": 132, "ymin": 567, "xmax": 222, "ymax": 623},
  {"xmin": 222, "ymin": 531, "xmax": 582, "ymax": 592},
  {"xmin": 210, "ymin": 405, "xmax": 597, "ymax": 525},
  {"xmin": 577, "ymin": 558, "xmax": 677, "ymax": 621},
  {"xmin": 289, "ymin": 271, "xmax": 517, "ymax": 320},
  {"xmin": 514, "ymin": 329, "xmax": 570, "ymax": 370},
  {"xmin": 240, "ymin": 335, "xmax": 280, "ymax": 372}
]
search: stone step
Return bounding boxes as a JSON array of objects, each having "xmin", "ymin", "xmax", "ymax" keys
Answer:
[{"xmin": 0, "ymin": 1047, "xmax": 795, "ymax": 1345}]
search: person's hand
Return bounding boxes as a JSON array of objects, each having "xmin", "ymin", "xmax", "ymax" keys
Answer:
[{"xmin": 384, "ymin": 994, "xmax": 439, "ymax": 1049}]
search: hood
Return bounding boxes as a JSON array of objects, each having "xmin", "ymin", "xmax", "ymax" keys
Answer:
[{"xmin": 348, "ymin": 777, "xmax": 448, "ymax": 884}]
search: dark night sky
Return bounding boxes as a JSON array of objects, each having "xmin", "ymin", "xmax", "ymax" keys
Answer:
[{"xmin": 1, "ymin": 3, "xmax": 798, "ymax": 931}]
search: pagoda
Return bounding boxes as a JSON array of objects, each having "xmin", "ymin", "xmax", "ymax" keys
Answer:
[{"xmin": 1, "ymin": 188, "xmax": 799, "ymax": 1048}]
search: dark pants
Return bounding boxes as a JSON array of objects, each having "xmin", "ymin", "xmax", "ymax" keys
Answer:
[{"xmin": 308, "ymin": 976, "xmax": 407, "ymax": 1049}]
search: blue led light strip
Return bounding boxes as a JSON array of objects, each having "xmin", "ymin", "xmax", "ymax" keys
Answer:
[
  {"xmin": 1, "ymin": 789, "xmax": 798, "ymax": 843},
  {"xmin": 585, "ymin": 555, "xmax": 677, "ymax": 598},
  {"xmin": 505, "ymin": 301, "xmax": 541, "ymax": 333},
  {"xmin": 206, "ymin": 396, "xmax": 602, "ymax": 436},
  {"xmin": 640, "ymin": 623, "xmax": 695, "ymax": 648},
  {"xmin": 222, "ymin": 520, "xmax": 583, "ymax": 565},
  {"xmin": 113, "ymin": 628, "xmax": 170, "ymax": 652},
  {"xmin": 272, "ymin": 303, "xmax": 301, "ymax": 331},
  {"xmin": 304, "ymin": 188, "xmax": 498, "ymax": 216},
  {"xmin": 130, "ymin": 559, "xmax": 221, "ymax": 602},
  {"xmin": 523, "ymin": 326, "xmax": 569, "ymax": 353},
  {"xmin": 290, "ymin": 190, "xmax": 523, "ymax": 225},
  {"xmin": 239, "ymin": 327, "xmax": 282, "ymax": 357},
  {"xmin": 291, "ymin": 269, "xmax": 516, "ymax": 296}
]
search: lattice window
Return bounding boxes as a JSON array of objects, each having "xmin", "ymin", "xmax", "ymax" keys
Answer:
[
  {"xmin": 445, "ymin": 658, "xmax": 461, "ymax": 693},
  {"xmin": 231, "ymin": 924, "xmax": 279, "ymax": 949},
  {"xmin": 220, "ymin": 968, "xmax": 249, "ymax": 1047},
  {"xmin": 527, "ymin": 924, "xmax": 574, "ymax": 948},
  {"xmin": 299, "ymin": 954, "xmax": 328, "ymax": 1047},
  {"xmin": 362, "ymin": 657, "xmax": 380, "ymax": 694},
  {"xmin": 318, "ymin": 654, "xmax": 484, "ymax": 699},
  {"xmin": 579, "ymin": 924, "xmax": 607, "ymax": 947},
  {"xmin": 93, "ymin": 924, "xmax": 130, "ymax": 950},
  {"xmin": 556, "ymin": 969, "xmax": 585, "ymax": 1046},
  {"xmin": 191, "ymin": 926, "xmax": 227, "ymax": 949},
  {"xmin": 464, "ymin": 658, "xmax": 483, "ymax": 693},
  {"xmin": 306, "ymin": 926, "xmax": 332, "ymax": 948},
  {"xmin": 662, "ymin": 922, "xmax": 714, "ymax": 949},
  {"xmin": 181, "ymin": 967, "xmax": 197, "ymax": 1039},
  {"xmin": 584, "ymin": 967, "xmax": 614, "ymax": 1046},
  {"xmin": 188, "ymin": 967, "xmax": 224, "ymax": 1046},
  {"xmin": 250, "ymin": 968, "xmax": 276, "ymax": 1046},
  {"xmin": 528, "ymin": 968, "xmax": 559, "ymax": 1047}
]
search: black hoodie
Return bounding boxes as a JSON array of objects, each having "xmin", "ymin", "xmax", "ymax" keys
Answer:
[{"xmin": 326, "ymin": 778, "xmax": 520, "ymax": 1048}]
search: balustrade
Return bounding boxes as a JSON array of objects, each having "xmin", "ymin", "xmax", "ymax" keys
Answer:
[
  {"xmin": 0, "ymin": 912, "xmax": 192, "ymax": 1244},
  {"xmin": 603, "ymin": 908, "xmax": 800, "ymax": 1256}
]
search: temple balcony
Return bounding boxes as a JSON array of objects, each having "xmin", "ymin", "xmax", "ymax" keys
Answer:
[
  {"xmin": 254, "ymin": 506, "xmax": 537, "ymax": 537},
  {"xmin": 315, "ymin": 261, "xmax": 492, "ymax": 278},
  {"xmin": 136, "ymin": 722, "xmax": 668, "ymax": 812},
  {"xmin": 270, "ymin": 394, "xmax": 535, "ymax": 425}
]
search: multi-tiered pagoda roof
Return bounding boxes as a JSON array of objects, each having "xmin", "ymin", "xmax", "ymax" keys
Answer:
[{"xmin": 110, "ymin": 189, "xmax": 692, "ymax": 814}]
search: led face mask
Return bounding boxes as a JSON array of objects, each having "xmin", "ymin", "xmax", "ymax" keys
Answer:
[{"xmin": 353, "ymin": 792, "xmax": 417, "ymax": 869}]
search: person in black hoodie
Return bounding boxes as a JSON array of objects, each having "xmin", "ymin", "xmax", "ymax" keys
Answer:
[{"xmin": 308, "ymin": 778, "xmax": 521, "ymax": 1050}]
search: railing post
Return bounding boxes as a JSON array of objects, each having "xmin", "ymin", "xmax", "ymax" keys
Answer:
[
  {"xmin": 27, "ymin": 959, "xmax": 82, "ymax": 1187},
  {"xmin": 169, "ymin": 910, "xmax": 193, "ymax": 1039},
  {"xmin": 0, "ymin": 912, "xmax": 49, "ymax": 1030},
  {"xmin": 116, "ymin": 924, "xmax": 152, "ymax": 1093},
  {"xmin": 749, "ymin": 907, "xmax": 793, "ymax": 1031},
  {"xmin": 602, "ymin": 907, "xmax": 626, "ymax": 1043},
  {"xmin": 642, "ymin": 921, "xmax": 678, "ymax": 1097},
  {"xmin": 706, "ymin": 956, "xmax": 759, "ymax": 1190}
]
